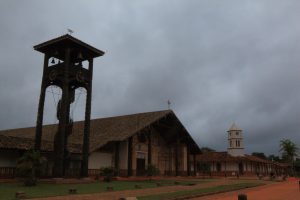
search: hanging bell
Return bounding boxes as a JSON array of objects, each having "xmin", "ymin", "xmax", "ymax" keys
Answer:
[
  {"xmin": 51, "ymin": 57, "xmax": 55, "ymax": 64},
  {"xmin": 77, "ymin": 52, "xmax": 83, "ymax": 60}
]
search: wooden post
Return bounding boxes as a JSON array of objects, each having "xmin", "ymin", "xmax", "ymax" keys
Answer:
[
  {"xmin": 53, "ymin": 48, "xmax": 71, "ymax": 177},
  {"xmin": 193, "ymin": 154, "xmax": 197, "ymax": 176},
  {"xmin": 34, "ymin": 54, "xmax": 49, "ymax": 151},
  {"xmin": 175, "ymin": 134, "xmax": 179, "ymax": 176},
  {"xmin": 114, "ymin": 141, "xmax": 120, "ymax": 176},
  {"xmin": 187, "ymin": 145, "xmax": 191, "ymax": 176},
  {"xmin": 127, "ymin": 136, "xmax": 133, "ymax": 176},
  {"xmin": 81, "ymin": 59, "xmax": 93, "ymax": 177},
  {"xmin": 147, "ymin": 129, "xmax": 152, "ymax": 165}
]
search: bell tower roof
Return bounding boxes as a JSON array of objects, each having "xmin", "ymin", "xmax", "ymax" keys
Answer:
[
  {"xmin": 34, "ymin": 34, "xmax": 105, "ymax": 62},
  {"xmin": 228, "ymin": 123, "xmax": 242, "ymax": 131}
]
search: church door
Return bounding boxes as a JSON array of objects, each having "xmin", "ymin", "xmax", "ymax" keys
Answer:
[{"xmin": 136, "ymin": 152, "xmax": 146, "ymax": 176}]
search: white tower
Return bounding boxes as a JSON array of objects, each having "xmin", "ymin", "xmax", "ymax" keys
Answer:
[{"xmin": 227, "ymin": 123, "xmax": 245, "ymax": 157}]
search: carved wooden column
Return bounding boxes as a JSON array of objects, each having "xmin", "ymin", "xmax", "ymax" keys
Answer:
[
  {"xmin": 175, "ymin": 133, "xmax": 179, "ymax": 176},
  {"xmin": 53, "ymin": 48, "xmax": 71, "ymax": 177},
  {"xmin": 34, "ymin": 54, "xmax": 49, "ymax": 151},
  {"xmin": 114, "ymin": 141, "xmax": 120, "ymax": 176},
  {"xmin": 187, "ymin": 145, "xmax": 191, "ymax": 176},
  {"xmin": 147, "ymin": 129, "xmax": 152, "ymax": 165},
  {"xmin": 193, "ymin": 154, "xmax": 197, "ymax": 176},
  {"xmin": 81, "ymin": 59, "xmax": 93, "ymax": 177},
  {"xmin": 127, "ymin": 136, "xmax": 133, "ymax": 176}
]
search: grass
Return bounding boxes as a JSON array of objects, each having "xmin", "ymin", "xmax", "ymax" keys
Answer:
[
  {"xmin": 137, "ymin": 182, "xmax": 264, "ymax": 200},
  {"xmin": 0, "ymin": 179, "xmax": 213, "ymax": 200}
]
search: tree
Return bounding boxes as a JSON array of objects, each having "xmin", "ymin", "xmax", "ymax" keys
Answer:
[
  {"xmin": 280, "ymin": 139, "xmax": 298, "ymax": 175},
  {"xmin": 16, "ymin": 150, "xmax": 46, "ymax": 186},
  {"xmin": 268, "ymin": 154, "xmax": 281, "ymax": 162}
]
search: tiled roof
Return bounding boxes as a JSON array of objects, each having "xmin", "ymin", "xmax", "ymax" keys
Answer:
[{"xmin": 0, "ymin": 110, "xmax": 199, "ymax": 153}]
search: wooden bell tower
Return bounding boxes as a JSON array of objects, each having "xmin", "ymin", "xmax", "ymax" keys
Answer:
[{"xmin": 33, "ymin": 35, "xmax": 104, "ymax": 177}]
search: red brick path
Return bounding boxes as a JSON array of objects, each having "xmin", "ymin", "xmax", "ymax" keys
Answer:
[{"xmin": 192, "ymin": 179, "xmax": 300, "ymax": 200}]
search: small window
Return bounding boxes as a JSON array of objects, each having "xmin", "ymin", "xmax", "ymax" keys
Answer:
[
  {"xmin": 236, "ymin": 132, "xmax": 239, "ymax": 136},
  {"xmin": 230, "ymin": 141, "xmax": 232, "ymax": 147}
]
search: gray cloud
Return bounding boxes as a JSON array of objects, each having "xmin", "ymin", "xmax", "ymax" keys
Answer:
[{"xmin": 0, "ymin": 0, "xmax": 299, "ymax": 156}]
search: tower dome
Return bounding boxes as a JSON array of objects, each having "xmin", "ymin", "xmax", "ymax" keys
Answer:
[{"xmin": 227, "ymin": 123, "xmax": 245, "ymax": 156}]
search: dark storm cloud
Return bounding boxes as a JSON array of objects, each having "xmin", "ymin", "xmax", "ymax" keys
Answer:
[{"xmin": 0, "ymin": 0, "xmax": 299, "ymax": 156}]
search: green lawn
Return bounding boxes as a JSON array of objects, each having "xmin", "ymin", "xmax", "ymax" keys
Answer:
[
  {"xmin": 137, "ymin": 182, "xmax": 264, "ymax": 200},
  {"xmin": 0, "ymin": 179, "xmax": 213, "ymax": 200}
]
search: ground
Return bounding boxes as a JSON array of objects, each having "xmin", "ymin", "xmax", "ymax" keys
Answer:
[
  {"xmin": 1, "ymin": 177, "xmax": 299, "ymax": 200},
  {"xmin": 192, "ymin": 178, "xmax": 300, "ymax": 200}
]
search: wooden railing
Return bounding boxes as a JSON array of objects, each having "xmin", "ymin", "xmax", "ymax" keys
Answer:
[{"xmin": 0, "ymin": 167, "xmax": 15, "ymax": 178}]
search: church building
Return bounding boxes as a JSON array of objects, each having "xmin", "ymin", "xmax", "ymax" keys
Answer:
[
  {"xmin": 0, "ymin": 110, "xmax": 200, "ymax": 178},
  {"xmin": 196, "ymin": 124, "xmax": 288, "ymax": 177}
]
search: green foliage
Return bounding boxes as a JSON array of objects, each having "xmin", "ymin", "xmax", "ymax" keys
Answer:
[
  {"xmin": 280, "ymin": 139, "xmax": 298, "ymax": 162},
  {"xmin": 100, "ymin": 167, "xmax": 115, "ymax": 182},
  {"xmin": 268, "ymin": 154, "xmax": 281, "ymax": 162},
  {"xmin": 146, "ymin": 164, "xmax": 160, "ymax": 177},
  {"xmin": 280, "ymin": 139, "xmax": 298, "ymax": 175},
  {"xmin": 16, "ymin": 150, "xmax": 47, "ymax": 186}
]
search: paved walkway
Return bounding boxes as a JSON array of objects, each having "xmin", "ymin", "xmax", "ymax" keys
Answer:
[{"xmin": 192, "ymin": 179, "xmax": 300, "ymax": 200}]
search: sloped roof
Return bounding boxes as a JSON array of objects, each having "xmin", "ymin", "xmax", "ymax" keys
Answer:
[
  {"xmin": 196, "ymin": 151, "xmax": 288, "ymax": 168},
  {"xmin": 0, "ymin": 110, "xmax": 199, "ymax": 154},
  {"xmin": 196, "ymin": 152, "xmax": 240, "ymax": 162},
  {"xmin": 34, "ymin": 34, "xmax": 105, "ymax": 59}
]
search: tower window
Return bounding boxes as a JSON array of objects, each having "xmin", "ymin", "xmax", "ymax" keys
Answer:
[
  {"xmin": 236, "ymin": 132, "xmax": 239, "ymax": 136},
  {"xmin": 230, "ymin": 141, "xmax": 232, "ymax": 147}
]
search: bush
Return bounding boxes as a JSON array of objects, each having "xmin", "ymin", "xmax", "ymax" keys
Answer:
[
  {"xmin": 100, "ymin": 167, "xmax": 115, "ymax": 182},
  {"xmin": 16, "ymin": 150, "xmax": 46, "ymax": 186}
]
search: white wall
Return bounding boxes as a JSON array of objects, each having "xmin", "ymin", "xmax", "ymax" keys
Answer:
[
  {"xmin": 88, "ymin": 151, "xmax": 113, "ymax": 169},
  {"xmin": 119, "ymin": 140, "xmax": 128, "ymax": 170}
]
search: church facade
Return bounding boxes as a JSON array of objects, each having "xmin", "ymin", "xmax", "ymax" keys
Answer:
[
  {"xmin": 196, "ymin": 124, "xmax": 288, "ymax": 177},
  {"xmin": 0, "ymin": 110, "xmax": 200, "ymax": 178}
]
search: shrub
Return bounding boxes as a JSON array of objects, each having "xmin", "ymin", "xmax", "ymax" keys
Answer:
[
  {"xmin": 16, "ymin": 150, "xmax": 47, "ymax": 186},
  {"xmin": 100, "ymin": 167, "xmax": 115, "ymax": 182}
]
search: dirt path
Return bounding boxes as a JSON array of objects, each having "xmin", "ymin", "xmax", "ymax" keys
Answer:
[
  {"xmin": 32, "ymin": 179, "xmax": 240, "ymax": 200},
  {"xmin": 192, "ymin": 179, "xmax": 300, "ymax": 200}
]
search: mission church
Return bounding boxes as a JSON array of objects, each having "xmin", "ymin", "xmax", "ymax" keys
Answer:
[{"xmin": 196, "ymin": 123, "xmax": 288, "ymax": 177}]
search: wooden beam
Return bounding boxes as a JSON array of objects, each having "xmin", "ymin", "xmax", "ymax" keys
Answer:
[
  {"xmin": 193, "ymin": 154, "xmax": 197, "ymax": 176},
  {"xmin": 187, "ymin": 145, "xmax": 191, "ymax": 176},
  {"xmin": 127, "ymin": 136, "xmax": 133, "ymax": 176},
  {"xmin": 114, "ymin": 141, "xmax": 120, "ymax": 176},
  {"xmin": 81, "ymin": 59, "xmax": 93, "ymax": 177},
  {"xmin": 34, "ymin": 54, "xmax": 49, "ymax": 151},
  {"xmin": 175, "ymin": 133, "xmax": 179, "ymax": 176},
  {"xmin": 147, "ymin": 129, "xmax": 152, "ymax": 165}
]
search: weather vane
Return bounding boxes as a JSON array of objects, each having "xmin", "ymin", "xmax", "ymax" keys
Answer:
[
  {"xmin": 167, "ymin": 100, "xmax": 171, "ymax": 109},
  {"xmin": 67, "ymin": 29, "xmax": 74, "ymax": 35}
]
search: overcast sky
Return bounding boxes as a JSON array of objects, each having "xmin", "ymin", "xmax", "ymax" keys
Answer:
[{"xmin": 0, "ymin": 0, "xmax": 299, "ymax": 156}]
